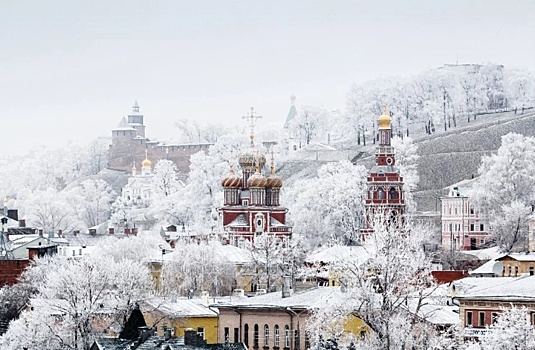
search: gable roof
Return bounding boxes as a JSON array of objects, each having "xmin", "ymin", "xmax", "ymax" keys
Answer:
[
  {"xmin": 455, "ymin": 275, "xmax": 535, "ymax": 301},
  {"xmin": 496, "ymin": 252, "xmax": 535, "ymax": 262},
  {"xmin": 227, "ymin": 214, "xmax": 248, "ymax": 227},
  {"xmin": 216, "ymin": 286, "xmax": 342, "ymax": 311},
  {"xmin": 144, "ymin": 298, "xmax": 218, "ymax": 318}
]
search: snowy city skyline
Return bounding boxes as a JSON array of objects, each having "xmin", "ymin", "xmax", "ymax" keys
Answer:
[{"xmin": 1, "ymin": 0, "xmax": 534, "ymax": 156}]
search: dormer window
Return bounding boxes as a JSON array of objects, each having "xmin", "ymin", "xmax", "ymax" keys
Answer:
[{"xmin": 378, "ymin": 172, "xmax": 385, "ymax": 177}]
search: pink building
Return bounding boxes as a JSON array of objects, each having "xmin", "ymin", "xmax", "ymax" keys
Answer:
[
  {"xmin": 440, "ymin": 179, "xmax": 489, "ymax": 251},
  {"xmin": 215, "ymin": 286, "xmax": 344, "ymax": 350}
]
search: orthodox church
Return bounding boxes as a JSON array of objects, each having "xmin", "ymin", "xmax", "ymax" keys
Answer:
[
  {"xmin": 219, "ymin": 109, "xmax": 291, "ymax": 246},
  {"xmin": 359, "ymin": 108, "xmax": 406, "ymax": 238},
  {"xmin": 122, "ymin": 151, "xmax": 154, "ymax": 206}
]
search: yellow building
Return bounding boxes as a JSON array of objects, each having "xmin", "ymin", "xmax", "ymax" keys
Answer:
[
  {"xmin": 497, "ymin": 253, "xmax": 535, "ymax": 276},
  {"xmin": 141, "ymin": 295, "xmax": 219, "ymax": 344}
]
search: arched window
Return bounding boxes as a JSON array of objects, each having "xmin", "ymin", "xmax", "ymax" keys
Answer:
[
  {"xmin": 377, "ymin": 187, "xmax": 385, "ymax": 200},
  {"xmin": 244, "ymin": 324, "xmax": 249, "ymax": 347},
  {"xmin": 264, "ymin": 325, "xmax": 270, "ymax": 347},
  {"xmin": 389, "ymin": 187, "xmax": 397, "ymax": 200},
  {"xmin": 254, "ymin": 324, "xmax": 259, "ymax": 347},
  {"xmin": 284, "ymin": 326, "xmax": 290, "ymax": 348},
  {"xmin": 274, "ymin": 325, "xmax": 280, "ymax": 348}
]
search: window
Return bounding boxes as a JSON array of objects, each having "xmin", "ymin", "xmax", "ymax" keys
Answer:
[
  {"xmin": 264, "ymin": 325, "xmax": 270, "ymax": 347},
  {"xmin": 234, "ymin": 328, "xmax": 239, "ymax": 343},
  {"xmin": 284, "ymin": 326, "xmax": 290, "ymax": 348},
  {"xmin": 470, "ymin": 207, "xmax": 474, "ymax": 214},
  {"xmin": 492, "ymin": 312, "xmax": 499, "ymax": 324},
  {"xmin": 197, "ymin": 327, "xmax": 205, "ymax": 340},
  {"xmin": 480, "ymin": 224, "xmax": 484, "ymax": 231},
  {"xmin": 377, "ymin": 187, "xmax": 385, "ymax": 200},
  {"xmin": 388, "ymin": 187, "xmax": 397, "ymax": 200},
  {"xmin": 470, "ymin": 223, "xmax": 475, "ymax": 231},
  {"xmin": 515, "ymin": 266, "xmax": 519, "ymax": 276},
  {"xmin": 254, "ymin": 324, "xmax": 259, "ymax": 347},
  {"xmin": 479, "ymin": 312, "xmax": 486, "ymax": 327},
  {"xmin": 466, "ymin": 311, "xmax": 473, "ymax": 326},
  {"xmin": 244, "ymin": 324, "xmax": 249, "ymax": 347},
  {"xmin": 243, "ymin": 200, "xmax": 249, "ymax": 206},
  {"xmin": 508, "ymin": 266, "xmax": 512, "ymax": 276},
  {"xmin": 224, "ymin": 327, "xmax": 230, "ymax": 342},
  {"xmin": 530, "ymin": 266, "xmax": 534, "ymax": 276},
  {"xmin": 294, "ymin": 329, "xmax": 300, "ymax": 350},
  {"xmin": 274, "ymin": 325, "xmax": 280, "ymax": 348}
]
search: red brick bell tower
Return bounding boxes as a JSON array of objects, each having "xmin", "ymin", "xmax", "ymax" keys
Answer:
[{"xmin": 360, "ymin": 107, "xmax": 406, "ymax": 238}]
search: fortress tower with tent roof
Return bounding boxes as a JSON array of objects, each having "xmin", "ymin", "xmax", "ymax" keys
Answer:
[{"xmin": 107, "ymin": 101, "xmax": 211, "ymax": 174}]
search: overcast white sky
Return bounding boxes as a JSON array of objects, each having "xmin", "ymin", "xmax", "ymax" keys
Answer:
[{"xmin": 1, "ymin": 0, "xmax": 534, "ymax": 156}]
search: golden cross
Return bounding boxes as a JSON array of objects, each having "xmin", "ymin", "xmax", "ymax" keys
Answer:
[{"xmin": 242, "ymin": 107, "xmax": 263, "ymax": 145}]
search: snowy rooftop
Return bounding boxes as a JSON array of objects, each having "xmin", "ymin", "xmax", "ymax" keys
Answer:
[
  {"xmin": 469, "ymin": 259, "xmax": 503, "ymax": 276},
  {"xmin": 216, "ymin": 287, "xmax": 343, "ymax": 310},
  {"xmin": 144, "ymin": 298, "xmax": 218, "ymax": 318},
  {"xmin": 462, "ymin": 246, "xmax": 503, "ymax": 260},
  {"xmin": 454, "ymin": 276, "xmax": 535, "ymax": 301},
  {"xmin": 443, "ymin": 177, "xmax": 478, "ymax": 195},
  {"xmin": 9, "ymin": 235, "xmax": 41, "ymax": 248},
  {"xmin": 406, "ymin": 300, "xmax": 458, "ymax": 326},
  {"xmin": 496, "ymin": 252, "xmax": 535, "ymax": 262},
  {"xmin": 306, "ymin": 245, "xmax": 371, "ymax": 265}
]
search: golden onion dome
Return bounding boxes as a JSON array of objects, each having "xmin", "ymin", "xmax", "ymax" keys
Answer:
[
  {"xmin": 247, "ymin": 170, "xmax": 267, "ymax": 188},
  {"xmin": 378, "ymin": 106, "xmax": 392, "ymax": 129},
  {"xmin": 142, "ymin": 157, "xmax": 152, "ymax": 168},
  {"xmin": 239, "ymin": 147, "xmax": 266, "ymax": 171},
  {"xmin": 221, "ymin": 165, "xmax": 243, "ymax": 188}
]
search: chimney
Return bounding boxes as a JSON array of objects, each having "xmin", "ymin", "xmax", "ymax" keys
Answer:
[
  {"xmin": 184, "ymin": 329, "xmax": 205, "ymax": 346},
  {"xmin": 18, "ymin": 219, "xmax": 26, "ymax": 228},
  {"xmin": 57, "ymin": 230, "xmax": 62, "ymax": 238},
  {"xmin": 7, "ymin": 209, "xmax": 18, "ymax": 221},
  {"xmin": 163, "ymin": 326, "xmax": 172, "ymax": 340},
  {"xmin": 201, "ymin": 291, "xmax": 210, "ymax": 306},
  {"xmin": 38, "ymin": 229, "xmax": 43, "ymax": 237},
  {"xmin": 282, "ymin": 275, "xmax": 292, "ymax": 298},
  {"xmin": 108, "ymin": 228, "xmax": 114, "ymax": 235}
]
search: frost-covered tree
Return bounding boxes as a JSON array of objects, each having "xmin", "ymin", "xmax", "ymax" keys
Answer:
[
  {"xmin": 0, "ymin": 310, "xmax": 67, "ymax": 350},
  {"xmin": 504, "ymin": 68, "xmax": 535, "ymax": 110},
  {"xmin": 285, "ymin": 161, "xmax": 367, "ymax": 247},
  {"xmin": 161, "ymin": 240, "xmax": 235, "ymax": 296},
  {"xmin": 23, "ymin": 188, "xmax": 83, "ymax": 234},
  {"xmin": 287, "ymin": 105, "xmax": 328, "ymax": 146},
  {"xmin": 179, "ymin": 133, "xmax": 245, "ymax": 232},
  {"xmin": 151, "ymin": 159, "xmax": 181, "ymax": 199},
  {"xmin": 249, "ymin": 234, "xmax": 284, "ymax": 292},
  {"xmin": 67, "ymin": 179, "xmax": 117, "ymax": 228},
  {"xmin": 480, "ymin": 307, "xmax": 535, "ymax": 350},
  {"xmin": 1, "ymin": 234, "xmax": 157, "ymax": 350},
  {"xmin": 471, "ymin": 133, "xmax": 535, "ymax": 251},
  {"xmin": 307, "ymin": 220, "xmax": 441, "ymax": 350},
  {"xmin": 391, "ymin": 136, "xmax": 419, "ymax": 212}
]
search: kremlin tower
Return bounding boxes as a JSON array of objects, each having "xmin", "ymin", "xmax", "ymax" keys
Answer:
[
  {"xmin": 219, "ymin": 108, "xmax": 291, "ymax": 246},
  {"xmin": 359, "ymin": 107, "xmax": 406, "ymax": 238}
]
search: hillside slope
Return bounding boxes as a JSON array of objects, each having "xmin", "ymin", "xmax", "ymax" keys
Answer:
[{"xmin": 280, "ymin": 109, "xmax": 535, "ymax": 212}]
